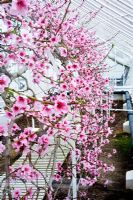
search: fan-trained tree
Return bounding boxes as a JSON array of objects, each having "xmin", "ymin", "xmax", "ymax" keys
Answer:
[{"xmin": 0, "ymin": 0, "xmax": 115, "ymax": 199}]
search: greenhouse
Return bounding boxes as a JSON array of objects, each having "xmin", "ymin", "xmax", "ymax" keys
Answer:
[{"xmin": 0, "ymin": 0, "xmax": 133, "ymax": 199}]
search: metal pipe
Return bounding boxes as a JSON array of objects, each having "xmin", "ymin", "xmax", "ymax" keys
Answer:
[
  {"xmin": 110, "ymin": 108, "xmax": 133, "ymax": 112},
  {"xmin": 125, "ymin": 91, "xmax": 133, "ymax": 145},
  {"xmin": 72, "ymin": 147, "xmax": 77, "ymax": 200},
  {"xmin": 114, "ymin": 90, "xmax": 133, "ymax": 145}
]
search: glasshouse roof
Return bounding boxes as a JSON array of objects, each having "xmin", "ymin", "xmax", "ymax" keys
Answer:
[{"xmin": 72, "ymin": 0, "xmax": 133, "ymax": 58}]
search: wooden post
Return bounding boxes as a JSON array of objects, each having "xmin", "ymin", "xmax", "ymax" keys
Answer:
[{"xmin": 32, "ymin": 117, "xmax": 35, "ymax": 128}]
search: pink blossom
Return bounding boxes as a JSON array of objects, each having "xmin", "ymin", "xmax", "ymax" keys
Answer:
[
  {"xmin": 9, "ymin": 166, "xmax": 14, "ymax": 173},
  {"xmin": 56, "ymin": 162, "xmax": 63, "ymax": 173},
  {"xmin": 28, "ymin": 132, "xmax": 37, "ymax": 142},
  {"xmin": 16, "ymin": 96, "xmax": 27, "ymax": 106},
  {"xmin": 38, "ymin": 135, "xmax": 49, "ymax": 146},
  {"xmin": 28, "ymin": 61, "xmax": 34, "ymax": 69},
  {"xmin": 12, "ymin": 99, "xmax": 28, "ymax": 115},
  {"xmin": 72, "ymin": 63, "xmax": 79, "ymax": 69},
  {"xmin": 29, "ymin": 169, "xmax": 41, "ymax": 181},
  {"xmin": 80, "ymin": 178, "xmax": 88, "ymax": 186},
  {"xmin": 12, "ymin": 139, "xmax": 23, "ymax": 151},
  {"xmin": 54, "ymin": 174, "xmax": 61, "ymax": 182},
  {"xmin": 19, "ymin": 50, "xmax": 26, "ymax": 57},
  {"xmin": 12, "ymin": 188, "xmax": 21, "ymax": 199},
  {"xmin": 0, "ymin": 75, "xmax": 10, "ymax": 93},
  {"xmin": 11, "ymin": 0, "xmax": 29, "ymax": 16},
  {"xmin": 0, "ymin": 142, "xmax": 5, "ymax": 154},
  {"xmin": 19, "ymin": 137, "xmax": 28, "ymax": 146},
  {"xmin": 21, "ymin": 164, "xmax": 31, "ymax": 175},
  {"xmin": 54, "ymin": 100, "xmax": 68, "ymax": 114},
  {"xmin": 6, "ymin": 111, "xmax": 14, "ymax": 119},
  {"xmin": 12, "ymin": 104, "xmax": 21, "ymax": 115},
  {"xmin": 12, "ymin": 123, "xmax": 21, "ymax": 132},
  {"xmin": 50, "ymin": 36, "xmax": 60, "ymax": 44},
  {"xmin": 61, "ymin": 83, "xmax": 68, "ymax": 90},
  {"xmin": 0, "ymin": 125, "xmax": 8, "ymax": 137},
  {"xmin": 0, "ymin": 125, "xmax": 4, "ymax": 136},
  {"xmin": 42, "ymin": 105, "xmax": 52, "ymax": 116},
  {"xmin": 47, "ymin": 190, "xmax": 53, "ymax": 200},
  {"xmin": 27, "ymin": 187, "xmax": 33, "ymax": 198},
  {"xmin": 59, "ymin": 47, "xmax": 67, "ymax": 57}
]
